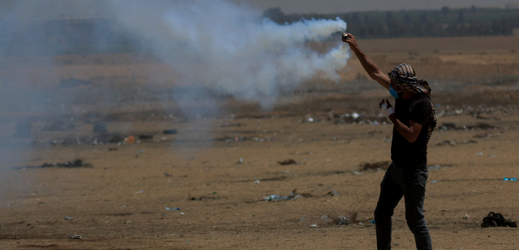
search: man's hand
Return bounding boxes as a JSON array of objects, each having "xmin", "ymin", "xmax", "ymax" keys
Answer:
[
  {"xmin": 379, "ymin": 99, "xmax": 395, "ymax": 117},
  {"xmin": 380, "ymin": 98, "xmax": 424, "ymax": 143},
  {"xmin": 342, "ymin": 33, "xmax": 357, "ymax": 47}
]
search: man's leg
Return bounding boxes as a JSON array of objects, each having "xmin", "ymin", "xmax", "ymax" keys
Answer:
[
  {"xmin": 375, "ymin": 164, "xmax": 404, "ymax": 250},
  {"xmin": 402, "ymin": 170, "xmax": 433, "ymax": 250}
]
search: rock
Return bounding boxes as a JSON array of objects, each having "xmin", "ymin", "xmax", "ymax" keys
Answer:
[
  {"xmin": 336, "ymin": 215, "xmax": 350, "ymax": 225},
  {"xmin": 320, "ymin": 214, "xmax": 330, "ymax": 222},
  {"xmin": 330, "ymin": 189, "xmax": 341, "ymax": 197}
]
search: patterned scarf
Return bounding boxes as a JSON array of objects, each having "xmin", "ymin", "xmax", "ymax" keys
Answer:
[
  {"xmin": 389, "ymin": 63, "xmax": 436, "ymax": 142},
  {"xmin": 388, "ymin": 63, "xmax": 431, "ymax": 96}
]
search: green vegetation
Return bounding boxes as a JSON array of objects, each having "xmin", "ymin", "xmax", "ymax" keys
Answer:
[{"xmin": 263, "ymin": 5, "xmax": 519, "ymax": 38}]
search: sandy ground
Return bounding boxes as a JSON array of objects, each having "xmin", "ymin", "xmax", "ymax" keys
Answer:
[{"xmin": 1, "ymin": 36, "xmax": 519, "ymax": 249}]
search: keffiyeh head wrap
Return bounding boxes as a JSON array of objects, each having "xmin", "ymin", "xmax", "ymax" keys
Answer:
[
  {"xmin": 388, "ymin": 63, "xmax": 431, "ymax": 97},
  {"xmin": 389, "ymin": 63, "xmax": 437, "ymax": 142}
]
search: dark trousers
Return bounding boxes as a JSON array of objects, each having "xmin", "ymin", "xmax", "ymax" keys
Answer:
[{"xmin": 374, "ymin": 163, "xmax": 433, "ymax": 250}]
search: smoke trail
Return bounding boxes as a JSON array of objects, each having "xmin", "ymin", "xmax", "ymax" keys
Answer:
[{"xmin": 111, "ymin": 0, "xmax": 349, "ymax": 107}]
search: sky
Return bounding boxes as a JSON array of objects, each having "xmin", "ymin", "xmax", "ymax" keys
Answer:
[
  {"xmin": 230, "ymin": 0, "xmax": 516, "ymax": 13},
  {"xmin": 0, "ymin": 0, "xmax": 515, "ymax": 19}
]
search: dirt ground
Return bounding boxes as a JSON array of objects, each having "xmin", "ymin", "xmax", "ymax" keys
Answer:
[{"xmin": 1, "ymin": 36, "xmax": 519, "ymax": 249}]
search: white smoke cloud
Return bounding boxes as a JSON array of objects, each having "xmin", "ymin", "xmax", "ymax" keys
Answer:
[{"xmin": 111, "ymin": 0, "xmax": 349, "ymax": 106}]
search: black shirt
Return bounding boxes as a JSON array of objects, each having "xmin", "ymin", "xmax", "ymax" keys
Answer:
[{"xmin": 391, "ymin": 95, "xmax": 431, "ymax": 168}]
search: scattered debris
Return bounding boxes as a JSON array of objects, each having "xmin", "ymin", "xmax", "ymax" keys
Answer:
[
  {"xmin": 253, "ymin": 180, "xmax": 260, "ymax": 184},
  {"xmin": 466, "ymin": 123, "xmax": 497, "ymax": 130},
  {"xmin": 336, "ymin": 113, "xmax": 388, "ymax": 125},
  {"xmin": 436, "ymin": 140, "xmax": 477, "ymax": 146},
  {"xmin": 436, "ymin": 140, "xmax": 456, "ymax": 146},
  {"xmin": 360, "ymin": 161, "xmax": 391, "ymax": 171},
  {"xmin": 19, "ymin": 159, "xmax": 93, "ymax": 169},
  {"xmin": 164, "ymin": 172, "xmax": 173, "ymax": 177},
  {"xmin": 64, "ymin": 216, "xmax": 74, "ymax": 220},
  {"xmin": 336, "ymin": 215, "xmax": 351, "ymax": 225},
  {"xmin": 291, "ymin": 189, "xmax": 313, "ymax": 198},
  {"xmin": 428, "ymin": 165, "xmax": 443, "ymax": 170},
  {"xmin": 220, "ymin": 122, "xmax": 245, "ymax": 127},
  {"xmin": 503, "ymin": 177, "xmax": 517, "ymax": 181},
  {"xmin": 473, "ymin": 133, "xmax": 500, "ymax": 138},
  {"xmin": 262, "ymin": 189, "xmax": 311, "ymax": 202},
  {"xmin": 125, "ymin": 136, "xmax": 135, "ymax": 144},
  {"xmin": 163, "ymin": 129, "xmax": 177, "ymax": 135},
  {"xmin": 439, "ymin": 122, "xmax": 497, "ymax": 131},
  {"xmin": 165, "ymin": 207, "xmax": 180, "ymax": 211},
  {"xmin": 278, "ymin": 159, "xmax": 297, "ymax": 165},
  {"xmin": 309, "ymin": 224, "xmax": 318, "ymax": 228},
  {"xmin": 69, "ymin": 235, "xmax": 82, "ymax": 240},
  {"xmin": 135, "ymin": 150, "xmax": 145, "ymax": 158},
  {"xmin": 214, "ymin": 136, "xmax": 247, "ymax": 142},
  {"xmin": 438, "ymin": 122, "xmax": 457, "ymax": 131},
  {"xmin": 34, "ymin": 132, "xmax": 143, "ymax": 146},
  {"xmin": 263, "ymin": 195, "xmax": 290, "ymax": 201},
  {"xmin": 189, "ymin": 195, "xmax": 220, "ymax": 201},
  {"xmin": 92, "ymin": 133, "xmax": 125, "ymax": 144},
  {"xmin": 327, "ymin": 189, "xmax": 341, "ymax": 197},
  {"xmin": 481, "ymin": 212, "xmax": 517, "ymax": 228},
  {"xmin": 463, "ymin": 214, "xmax": 470, "ymax": 220},
  {"xmin": 139, "ymin": 134, "xmax": 154, "ymax": 140},
  {"xmin": 236, "ymin": 158, "xmax": 243, "ymax": 164},
  {"xmin": 438, "ymin": 122, "xmax": 497, "ymax": 131},
  {"xmin": 252, "ymin": 136, "xmax": 268, "ymax": 142}
]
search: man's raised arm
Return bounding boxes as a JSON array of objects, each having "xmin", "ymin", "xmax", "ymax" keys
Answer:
[{"xmin": 342, "ymin": 33, "xmax": 391, "ymax": 90}]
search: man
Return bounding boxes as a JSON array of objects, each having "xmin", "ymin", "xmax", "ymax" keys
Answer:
[{"xmin": 343, "ymin": 33, "xmax": 436, "ymax": 250}]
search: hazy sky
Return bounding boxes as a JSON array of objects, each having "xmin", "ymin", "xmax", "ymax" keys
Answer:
[
  {"xmin": 231, "ymin": 0, "xmax": 515, "ymax": 13},
  {"xmin": 0, "ymin": 0, "xmax": 515, "ymax": 19}
]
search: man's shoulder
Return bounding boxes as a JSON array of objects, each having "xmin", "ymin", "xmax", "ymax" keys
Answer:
[{"xmin": 409, "ymin": 95, "xmax": 430, "ymax": 109}]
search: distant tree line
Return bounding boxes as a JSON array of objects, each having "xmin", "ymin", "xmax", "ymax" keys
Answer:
[
  {"xmin": 1, "ymin": 5, "xmax": 517, "ymax": 56},
  {"xmin": 263, "ymin": 6, "xmax": 519, "ymax": 38}
]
